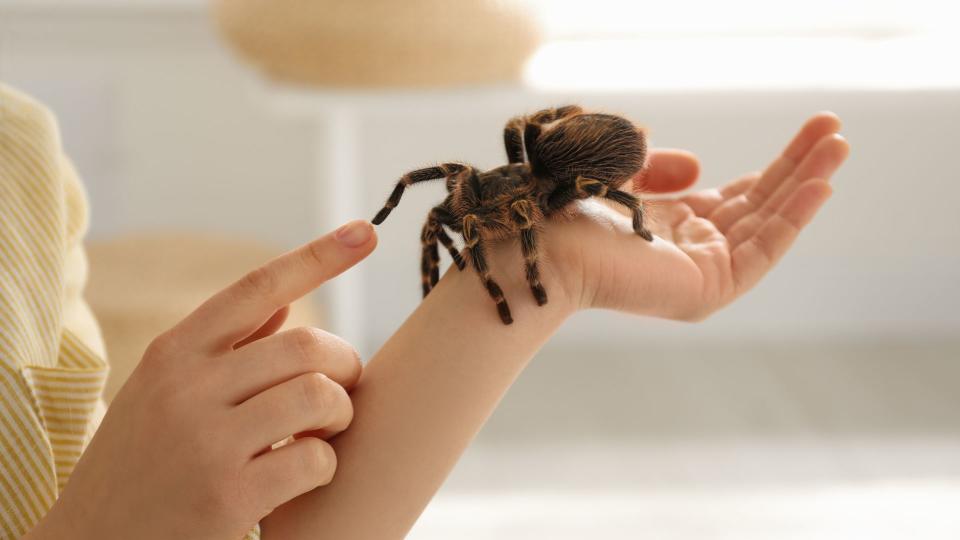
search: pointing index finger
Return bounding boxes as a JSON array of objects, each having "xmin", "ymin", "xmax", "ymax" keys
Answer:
[{"xmin": 176, "ymin": 220, "xmax": 377, "ymax": 352}]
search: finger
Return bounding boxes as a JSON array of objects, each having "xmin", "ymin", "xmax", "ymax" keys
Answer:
[
  {"xmin": 680, "ymin": 172, "xmax": 759, "ymax": 217},
  {"xmin": 234, "ymin": 306, "xmax": 290, "ymax": 349},
  {"xmin": 632, "ymin": 148, "xmax": 700, "ymax": 194},
  {"xmin": 708, "ymin": 113, "xmax": 841, "ymax": 233},
  {"xmin": 177, "ymin": 220, "xmax": 377, "ymax": 352},
  {"xmin": 690, "ymin": 175, "xmax": 763, "ymax": 232},
  {"xmin": 731, "ymin": 179, "xmax": 832, "ymax": 293},
  {"xmin": 726, "ymin": 135, "xmax": 849, "ymax": 248},
  {"xmin": 758, "ymin": 134, "xmax": 849, "ymax": 214},
  {"xmin": 745, "ymin": 111, "xmax": 842, "ymax": 206},
  {"xmin": 243, "ymin": 437, "xmax": 337, "ymax": 512},
  {"xmin": 219, "ymin": 327, "xmax": 362, "ymax": 404},
  {"xmin": 782, "ymin": 112, "xmax": 843, "ymax": 165},
  {"xmin": 234, "ymin": 372, "xmax": 353, "ymax": 451}
]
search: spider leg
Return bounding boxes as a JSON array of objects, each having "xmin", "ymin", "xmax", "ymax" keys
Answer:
[
  {"xmin": 524, "ymin": 123, "xmax": 546, "ymax": 175},
  {"xmin": 513, "ymin": 105, "xmax": 583, "ymax": 168},
  {"xmin": 509, "ymin": 200, "xmax": 548, "ymax": 306},
  {"xmin": 542, "ymin": 174, "xmax": 599, "ymax": 214},
  {"xmin": 436, "ymin": 226, "xmax": 465, "ymax": 270},
  {"xmin": 543, "ymin": 185, "xmax": 578, "ymax": 214},
  {"xmin": 503, "ymin": 116, "xmax": 526, "ymax": 164},
  {"xmin": 420, "ymin": 207, "xmax": 467, "ymax": 297},
  {"xmin": 527, "ymin": 105, "xmax": 585, "ymax": 162},
  {"xmin": 463, "ymin": 214, "xmax": 513, "ymax": 325},
  {"xmin": 605, "ymin": 189, "xmax": 653, "ymax": 242},
  {"xmin": 373, "ymin": 163, "xmax": 468, "ymax": 225},
  {"xmin": 530, "ymin": 105, "xmax": 584, "ymax": 124},
  {"xmin": 575, "ymin": 177, "xmax": 654, "ymax": 242},
  {"xmin": 574, "ymin": 176, "xmax": 609, "ymax": 198},
  {"xmin": 430, "ymin": 206, "xmax": 466, "ymax": 270},
  {"xmin": 523, "ymin": 123, "xmax": 542, "ymax": 157},
  {"xmin": 420, "ymin": 219, "xmax": 442, "ymax": 297}
]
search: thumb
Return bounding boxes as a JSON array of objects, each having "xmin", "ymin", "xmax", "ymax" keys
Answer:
[
  {"xmin": 176, "ymin": 220, "xmax": 377, "ymax": 351},
  {"xmin": 633, "ymin": 148, "xmax": 700, "ymax": 194}
]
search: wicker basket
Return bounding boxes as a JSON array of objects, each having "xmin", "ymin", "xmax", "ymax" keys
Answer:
[{"xmin": 212, "ymin": 0, "xmax": 541, "ymax": 88}]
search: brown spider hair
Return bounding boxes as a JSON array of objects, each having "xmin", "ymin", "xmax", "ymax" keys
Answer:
[
  {"xmin": 372, "ymin": 105, "xmax": 651, "ymax": 325},
  {"xmin": 531, "ymin": 112, "xmax": 646, "ymax": 187}
]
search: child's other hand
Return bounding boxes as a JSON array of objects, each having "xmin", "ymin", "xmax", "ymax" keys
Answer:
[
  {"xmin": 549, "ymin": 112, "xmax": 849, "ymax": 321},
  {"xmin": 30, "ymin": 221, "xmax": 377, "ymax": 540}
]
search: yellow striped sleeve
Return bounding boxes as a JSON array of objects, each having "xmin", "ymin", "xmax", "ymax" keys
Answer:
[
  {"xmin": 0, "ymin": 83, "xmax": 261, "ymax": 540},
  {"xmin": 1, "ymin": 82, "xmax": 108, "ymax": 539}
]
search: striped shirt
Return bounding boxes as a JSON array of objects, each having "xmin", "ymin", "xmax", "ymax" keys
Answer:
[{"xmin": 0, "ymin": 83, "xmax": 258, "ymax": 539}]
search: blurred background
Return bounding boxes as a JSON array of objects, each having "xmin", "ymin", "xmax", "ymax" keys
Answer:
[{"xmin": 1, "ymin": 0, "xmax": 958, "ymax": 537}]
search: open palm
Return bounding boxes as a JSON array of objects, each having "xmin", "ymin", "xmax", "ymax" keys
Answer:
[{"xmin": 549, "ymin": 112, "xmax": 849, "ymax": 321}]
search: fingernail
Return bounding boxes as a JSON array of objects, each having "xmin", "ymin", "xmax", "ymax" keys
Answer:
[{"xmin": 335, "ymin": 220, "xmax": 372, "ymax": 247}]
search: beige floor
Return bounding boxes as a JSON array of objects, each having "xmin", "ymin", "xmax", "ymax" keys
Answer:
[
  {"xmin": 411, "ymin": 482, "xmax": 960, "ymax": 539},
  {"xmin": 412, "ymin": 341, "xmax": 960, "ymax": 539},
  {"xmin": 473, "ymin": 341, "xmax": 960, "ymax": 447}
]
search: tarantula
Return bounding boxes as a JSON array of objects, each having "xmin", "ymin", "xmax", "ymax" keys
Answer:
[{"xmin": 372, "ymin": 105, "xmax": 652, "ymax": 325}]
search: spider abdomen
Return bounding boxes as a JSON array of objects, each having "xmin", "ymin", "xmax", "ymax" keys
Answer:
[{"xmin": 534, "ymin": 113, "xmax": 646, "ymax": 190}]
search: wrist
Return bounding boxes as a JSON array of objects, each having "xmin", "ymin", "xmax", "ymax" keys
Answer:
[
  {"xmin": 441, "ymin": 235, "xmax": 578, "ymax": 328},
  {"xmin": 542, "ymin": 202, "xmax": 681, "ymax": 317}
]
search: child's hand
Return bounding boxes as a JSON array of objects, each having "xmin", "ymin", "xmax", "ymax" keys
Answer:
[
  {"xmin": 28, "ymin": 221, "xmax": 377, "ymax": 540},
  {"xmin": 548, "ymin": 112, "xmax": 849, "ymax": 320}
]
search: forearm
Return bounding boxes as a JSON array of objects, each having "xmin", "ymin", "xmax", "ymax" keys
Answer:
[{"xmin": 262, "ymin": 249, "xmax": 574, "ymax": 539}]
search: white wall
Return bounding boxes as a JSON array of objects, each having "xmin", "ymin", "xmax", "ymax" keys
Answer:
[{"xmin": 0, "ymin": 6, "xmax": 319, "ymax": 248}]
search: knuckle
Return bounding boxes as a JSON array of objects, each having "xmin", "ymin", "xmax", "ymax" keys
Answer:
[
  {"xmin": 287, "ymin": 328, "xmax": 362, "ymax": 388},
  {"xmin": 754, "ymin": 205, "xmax": 774, "ymax": 222},
  {"xmin": 322, "ymin": 333, "xmax": 363, "ymax": 387},
  {"xmin": 237, "ymin": 265, "xmax": 278, "ymax": 299},
  {"xmin": 299, "ymin": 372, "xmax": 334, "ymax": 412},
  {"xmin": 136, "ymin": 332, "xmax": 186, "ymax": 397},
  {"xmin": 288, "ymin": 327, "xmax": 324, "ymax": 364},
  {"xmin": 739, "ymin": 191, "xmax": 759, "ymax": 209},
  {"xmin": 751, "ymin": 235, "xmax": 775, "ymax": 263},
  {"xmin": 143, "ymin": 330, "xmax": 180, "ymax": 362},
  {"xmin": 304, "ymin": 238, "xmax": 328, "ymax": 268},
  {"xmin": 299, "ymin": 439, "xmax": 337, "ymax": 486}
]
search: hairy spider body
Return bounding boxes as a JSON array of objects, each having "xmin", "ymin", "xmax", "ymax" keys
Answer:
[{"xmin": 372, "ymin": 105, "xmax": 652, "ymax": 325}]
